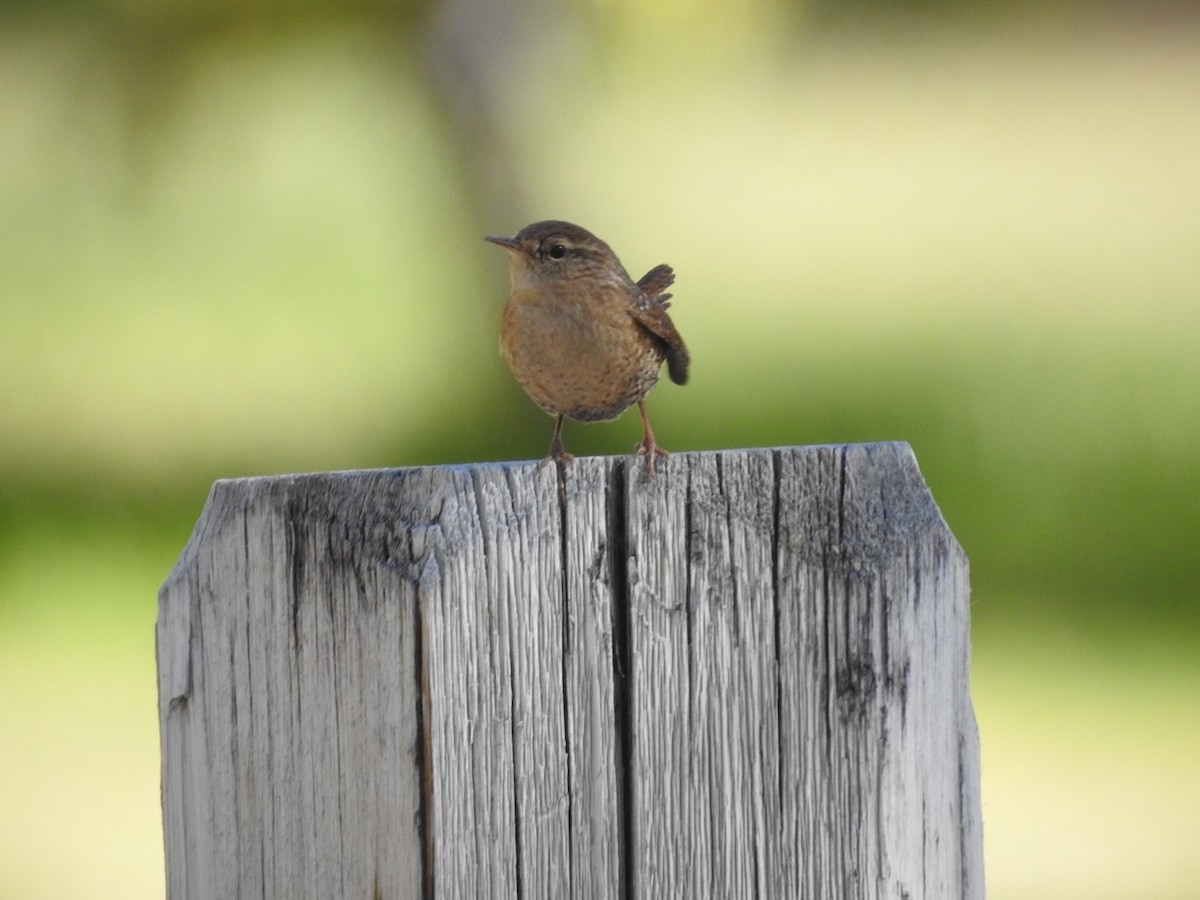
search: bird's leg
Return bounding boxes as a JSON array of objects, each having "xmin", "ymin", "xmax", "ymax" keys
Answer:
[
  {"xmin": 633, "ymin": 401, "xmax": 669, "ymax": 473},
  {"xmin": 543, "ymin": 414, "xmax": 575, "ymax": 466}
]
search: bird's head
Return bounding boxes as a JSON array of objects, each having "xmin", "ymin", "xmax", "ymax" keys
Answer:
[{"xmin": 485, "ymin": 220, "xmax": 630, "ymax": 293}]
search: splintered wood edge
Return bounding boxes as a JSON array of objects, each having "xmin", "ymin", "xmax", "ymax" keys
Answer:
[{"xmin": 162, "ymin": 442, "xmax": 950, "ymax": 582}]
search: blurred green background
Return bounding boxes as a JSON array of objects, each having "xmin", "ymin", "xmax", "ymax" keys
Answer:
[{"xmin": 1, "ymin": 0, "xmax": 1197, "ymax": 896}]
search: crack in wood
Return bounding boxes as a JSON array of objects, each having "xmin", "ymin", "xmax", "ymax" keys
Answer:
[{"xmin": 608, "ymin": 458, "xmax": 634, "ymax": 900}]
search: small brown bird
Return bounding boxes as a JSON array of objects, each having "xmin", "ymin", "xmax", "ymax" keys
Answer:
[{"xmin": 485, "ymin": 220, "xmax": 689, "ymax": 473}]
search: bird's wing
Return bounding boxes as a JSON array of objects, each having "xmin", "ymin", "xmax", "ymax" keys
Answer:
[{"xmin": 631, "ymin": 265, "xmax": 689, "ymax": 386}]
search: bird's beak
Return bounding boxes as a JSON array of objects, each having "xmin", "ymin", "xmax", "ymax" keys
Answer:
[{"xmin": 484, "ymin": 235, "xmax": 525, "ymax": 255}]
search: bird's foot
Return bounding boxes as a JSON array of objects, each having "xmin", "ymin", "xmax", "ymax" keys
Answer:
[
  {"xmin": 540, "ymin": 436, "xmax": 575, "ymax": 467},
  {"xmin": 633, "ymin": 439, "xmax": 669, "ymax": 474}
]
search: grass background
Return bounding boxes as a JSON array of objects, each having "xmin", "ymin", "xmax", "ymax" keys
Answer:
[{"xmin": 1, "ymin": 3, "xmax": 1197, "ymax": 897}]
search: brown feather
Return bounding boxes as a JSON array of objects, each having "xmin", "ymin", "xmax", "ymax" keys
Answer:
[
  {"xmin": 636, "ymin": 264, "xmax": 675, "ymax": 299},
  {"xmin": 630, "ymin": 280, "xmax": 690, "ymax": 386}
]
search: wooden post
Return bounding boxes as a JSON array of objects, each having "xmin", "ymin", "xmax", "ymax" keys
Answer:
[{"xmin": 158, "ymin": 444, "xmax": 983, "ymax": 899}]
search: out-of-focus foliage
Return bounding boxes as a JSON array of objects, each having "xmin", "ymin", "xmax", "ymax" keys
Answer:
[{"xmin": 1, "ymin": 1, "xmax": 1197, "ymax": 897}]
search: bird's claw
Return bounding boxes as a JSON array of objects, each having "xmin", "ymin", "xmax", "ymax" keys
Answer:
[
  {"xmin": 541, "ymin": 436, "xmax": 575, "ymax": 467},
  {"xmin": 633, "ymin": 440, "xmax": 669, "ymax": 474}
]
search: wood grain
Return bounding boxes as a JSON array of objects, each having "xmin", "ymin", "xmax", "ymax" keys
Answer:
[{"xmin": 158, "ymin": 444, "xmax": 981, "ymax": 899}]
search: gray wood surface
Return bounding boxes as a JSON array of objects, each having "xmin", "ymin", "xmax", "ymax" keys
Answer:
[{"xmin": 158, "ymin": 444, "xmax": 982, "ymax": 899}]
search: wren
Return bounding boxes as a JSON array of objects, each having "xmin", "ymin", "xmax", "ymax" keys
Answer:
[{"xmin": 485, "ymin": 220, "xmax": 689, "ymax": 473}]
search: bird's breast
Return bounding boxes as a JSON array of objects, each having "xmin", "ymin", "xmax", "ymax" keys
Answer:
[{"xmin": 500, "ymin": 287, "xmax": 664, "ymax": 421}]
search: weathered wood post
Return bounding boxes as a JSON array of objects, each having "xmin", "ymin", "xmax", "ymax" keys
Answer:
[{"xmin": 158, "ymin": 444, "xmax": 983, "ymax": 899}]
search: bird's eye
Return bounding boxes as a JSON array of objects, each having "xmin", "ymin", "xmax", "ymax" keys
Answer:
[{"xmin": 548, "ymin": 243, "xmax": 567, "ymax": 259}]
